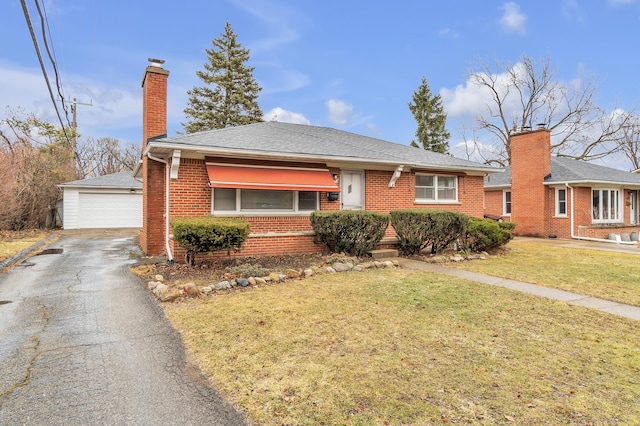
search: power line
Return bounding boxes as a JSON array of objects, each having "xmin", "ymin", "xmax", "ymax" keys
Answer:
[
  {"xmin": 20, "ymin": 0, "xmax": 72, "ymax": 144},
  {"xmin": 35, "ymin": 0, "xmax": 70, "ymax": 123}
]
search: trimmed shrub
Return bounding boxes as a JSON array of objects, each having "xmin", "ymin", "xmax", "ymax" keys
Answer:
[
  {"xmin": 170, "ymin": 217, "xmax": 250, "ymax": 266},
  {"xmin": 390, "ymin": 209, "xmax": 469, "ymax": 255},
  {"xmin": 462, "ymin": 217, "xmax": 515, "ymax": 252},
  {"xmin": 310, "ymin": 210, "xmax": 389, "ymax": 256}
]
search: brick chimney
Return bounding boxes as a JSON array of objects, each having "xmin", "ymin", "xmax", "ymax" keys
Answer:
[
  {"xmin": 140, "ymin": 59, "xmax": 169, "ymax": 255},
  {"xmin": 510, "ymin": 127, "xmax": 551, "ymax": 237}
]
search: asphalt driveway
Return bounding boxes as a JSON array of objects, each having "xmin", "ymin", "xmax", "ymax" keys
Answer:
[{"xmin": 0, "ymin": 230, "xmax": 246, "ymax": 426}]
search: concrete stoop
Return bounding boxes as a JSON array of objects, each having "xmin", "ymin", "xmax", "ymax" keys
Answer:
[{"xmin": 369, "ymin": 249, "xmax": 399, "ymax": 259}]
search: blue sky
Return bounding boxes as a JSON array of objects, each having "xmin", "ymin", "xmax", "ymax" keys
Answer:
[{"xmin": 2, "ymin": 0, "xmax": 640, "ymax": 169}]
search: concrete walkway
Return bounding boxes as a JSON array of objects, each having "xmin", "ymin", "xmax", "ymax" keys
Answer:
[{"xmin": 396, "ymin": 257, "xmax": 640, "ymax": 321}]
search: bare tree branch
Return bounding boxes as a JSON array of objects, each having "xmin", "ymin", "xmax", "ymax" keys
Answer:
[{"xmin": 462, "ymin": 55, "xmax": 632, "ymax": 165}]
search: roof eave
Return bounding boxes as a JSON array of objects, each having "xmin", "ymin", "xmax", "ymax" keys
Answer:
[
  {"xmin": 484, "ymin": 184, "xmax": 511, "ymax": 190},
  {"xmin": 58, "ymin": 184, "xmax": 141, "ymax": 190},
  {"xmin": 544, "ymin": 179, "xmax": 640, "ymax": 188}
]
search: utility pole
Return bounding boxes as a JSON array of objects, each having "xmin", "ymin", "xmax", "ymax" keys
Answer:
[
  {"xmin": 58, "ymin": 97, "xmax": 92, "ymax": 177},
  {"xmin": 68, "ymin": 97, "xmax": 93, "ymax": 150}
]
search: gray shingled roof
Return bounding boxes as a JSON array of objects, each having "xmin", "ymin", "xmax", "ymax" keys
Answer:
[
  {"xmin": 484, "ymin": 156, "xmax": 640, "ymax": 188},
  {"xmin": 59, "ymin": 171, "xmax": 141, "ymax": 189},
  {"xmin": 148, "ymin": 122, "xmax": 501, "ymax": 173}
]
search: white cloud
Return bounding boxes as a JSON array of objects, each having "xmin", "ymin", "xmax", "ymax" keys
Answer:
[
  {"xmin": 562, "ymin": 0, "xmax": 586, "ymax": 22},
  {"xmin": 326, "ymin": 99, "xmax": 354, "ymax": 125},
  {"xmin": 0, "ymin": 61, "xmax": 146, "ymax": 143},
  {"xmin": 441, "ymin": 62, "xmax": 530, "ymax": 121},
  {"xmin": 451, "ymin": 139, "xmax": 501, "ymax": 164},
  {"xmin": 0, "ymin": 62, "xmax": 59, "ymax": 122},
  {"xmin": 608, "ymin": 0, "xmax": 636, "ymax": 6},
  {"xmin": 230, "ymin": 0, "xmax": 308, "ymax": 53},
  {"xmin": 263, "ymin": 107, "xmax": 310, "ymax": 124},
  {"xmin": 499, "ymin": 2, "xmax": 527, "ymax": 35},
  {"xmin": 440, "ymin": 82, "xmax": 490, "ymax": 118},
  {"xmin": 258, "ymin": 62, "xmax": 311, "ymax": 95},
  {"xmin": 366, "ymin": 122, "xmax": 382, "ymax": 136},
  {"xmin": 438, "ymin": 28, "xmax": 459, "ymax": 38}
]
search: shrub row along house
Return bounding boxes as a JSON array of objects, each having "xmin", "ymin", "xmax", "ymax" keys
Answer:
[
  {"xmin": 134, "ymin": 59, "xmax": 502, "ymax": 261},
  {"xmin": 484, "ymin": 128, "xmax": 640, "ymax": 241}
]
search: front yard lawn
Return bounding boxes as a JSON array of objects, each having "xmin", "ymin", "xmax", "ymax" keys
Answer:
[
  {"xmin": 163, "ymin": 268, "xmax": 640, "ymax": 425},
  {"xmin": 451, "ymin": 239, "xmax": 640, "ymax": 307}
]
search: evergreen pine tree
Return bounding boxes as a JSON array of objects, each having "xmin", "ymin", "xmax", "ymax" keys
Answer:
[
  {"xmin": 183, "ymin": 22, "xmax": 263, "ymax": 133},
  {"xmin": 408, "ymin": 76, "xmax": 450, "ymax": 154}
]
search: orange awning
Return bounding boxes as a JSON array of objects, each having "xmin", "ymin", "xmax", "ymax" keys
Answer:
[{"xmin": 206, "ymin": 163, "xmax": 340, "ymax": 192}]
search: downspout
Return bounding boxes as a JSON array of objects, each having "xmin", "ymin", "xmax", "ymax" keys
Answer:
[
  {"xmin": 567, "ymin": 183, "xmax": 635, "ymax": 245},
  {"xmin": 147, "ymin": 153, "xmax": 174, "ymax": 261}
]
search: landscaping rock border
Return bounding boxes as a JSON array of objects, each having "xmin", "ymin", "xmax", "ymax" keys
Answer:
[{"xmin": 147, "ymin": 256, "xmax": 399, "ymax": 302}]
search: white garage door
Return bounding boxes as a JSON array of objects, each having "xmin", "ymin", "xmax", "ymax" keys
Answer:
[{"xmin": 78, "ymin": 192, "xmax": 142, "ymax": 228}]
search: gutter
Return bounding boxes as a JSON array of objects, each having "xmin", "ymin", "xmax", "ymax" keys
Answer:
[
  {"xmin": 146, "ymin": 152, "xmax": 174, "ymax": 261},
  {"xmin": 567, "ymin": 183, "xmax": 636, "ymax": 245}
]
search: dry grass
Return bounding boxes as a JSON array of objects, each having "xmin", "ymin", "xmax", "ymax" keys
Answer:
[
  {"xmin": 451, "ymin": 239, "xmax": 640, "ymax": 307},
  {"xmin": 0, "ymin": 230, "xmax": 51, "ymax": 262},
  {"xmin": 164, "ymin": 268, "xmax": 640, "ymax": 425}
]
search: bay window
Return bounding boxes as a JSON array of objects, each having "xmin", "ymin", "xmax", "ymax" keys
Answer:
[{"xmin": 592, "ymin": 189, "xmax": 621, "ymax": 223}]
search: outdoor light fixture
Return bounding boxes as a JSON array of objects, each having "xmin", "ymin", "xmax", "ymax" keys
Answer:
[{"xmin": 327, "ymin": 192, "xmax": 339, "ymax": 201}]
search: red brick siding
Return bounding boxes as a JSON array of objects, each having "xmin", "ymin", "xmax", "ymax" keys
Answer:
[
  {"xmin": 546, "ymin": 186, "xmax": 572, "ymax": 239},
  {"xmin": 363, "ymin": 170, "xmax": 485, "ymax": 216},
  {"xmin": 577, "ymin": 226, "xmax": 640, "ymax": 239},
  {"xmin": 484, "ymin": 189, "xmax": 506, "ymax": 218},
  {"xmin": 169, "ymin": 158, "xmax": 211, "ymax": 217},
  {"xmin": 510, "ymin": 130, "xmax": 551, "ymax": 237},
  {"xmin": 156, "ymin": 163, "xmax": 487, "ymax": 261},
  {"xmin": 140, "ymin": 66, "xmax": 169, "ymax": 254}
]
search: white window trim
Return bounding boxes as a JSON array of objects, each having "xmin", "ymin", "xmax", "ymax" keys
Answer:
[
  {"xmin": 555, "ymin": 187, "xmax": 567, "ymax": 217},
  {"xmin": 592, "ymin": 188, "xmax": 623, "ymax": 224},
  {"xmin": 211, "ymin": 188, "xmax": 319, "ymax": 215},
  {"xmin": 503, "ymin": 190, "xmax": 512, "ymax": 216},
  {"xmin": 415, "ymin": 174, "xmax": 458, "ymax": 203}
]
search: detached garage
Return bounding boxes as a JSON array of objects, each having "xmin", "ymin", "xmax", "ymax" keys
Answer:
[{"xmin": 59, "ymin": 172, "xmax": 142, "ymax": 229}]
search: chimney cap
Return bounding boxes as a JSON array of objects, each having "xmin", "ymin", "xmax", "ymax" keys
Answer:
[{"xmin": 148, "ymin": 58, "xmax": 165, "ymax": 66}]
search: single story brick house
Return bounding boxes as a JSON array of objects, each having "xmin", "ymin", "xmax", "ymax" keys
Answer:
[
  {"xmin": 136, "ymin": 60, "xmax": 502, "ymax": 261},
  {"xmin": 484, "ymin": 128, "xmax": 640, "ymax": 242}
]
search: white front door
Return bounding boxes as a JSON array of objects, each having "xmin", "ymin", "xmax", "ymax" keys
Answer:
[
  {"xmin": 340, "ymin": 170, "xmax": 364, "ymax": 210},
  {"xmin": 631, "ymin": 190, "xmax": 638, "ymax": 225}
]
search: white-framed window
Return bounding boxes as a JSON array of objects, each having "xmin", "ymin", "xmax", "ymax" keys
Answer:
[
  {"xmin": 555, "ymin": 188, "xmax": 567, "ymax": 216},
  {"xmin": 212, "ymin": 188, "xmax": 319, "ymax": 213},
  {"xmin": 503, "ymin": 190, "xmax": 512, "ymax": 216},
  {"xmin": 592, "ymin": 188, "xmax": 621, "ymax": 223},
  {"xmin": 415, "ymin": 174, "xmax": 458, "ymax": 202}
]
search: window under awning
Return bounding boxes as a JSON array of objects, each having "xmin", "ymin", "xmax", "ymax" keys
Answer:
[{"xmin": 206, "ymin": 162, "xmax": 340, "ymax": 192}]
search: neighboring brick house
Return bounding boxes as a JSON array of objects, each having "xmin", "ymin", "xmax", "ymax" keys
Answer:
[
  {"xmin": 136, "ymin": 60, "xmax": 501, "ymax": 261},
  {"xmin": 484, "ymin": 128, "xmax": 640, "ymax": 241}
]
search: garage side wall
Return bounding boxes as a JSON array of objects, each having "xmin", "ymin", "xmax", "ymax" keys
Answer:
[{"xmin": 62, "ymin": 188, "xmax": 80, "ymax": 229}]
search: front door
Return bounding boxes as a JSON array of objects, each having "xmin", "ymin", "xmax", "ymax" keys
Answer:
[
  {"xmin": 631, "ymin": 190, "xmax": 638, "ymax": 225},
  {"xmin": 340, "ymin": 170, "xmax": 364, "ymax": 210}
]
